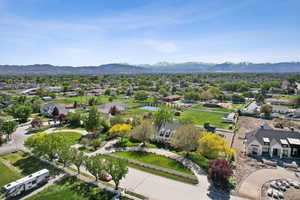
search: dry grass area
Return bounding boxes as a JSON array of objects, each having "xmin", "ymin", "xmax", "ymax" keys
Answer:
[{"xmin": 232, "ymin": 116, "xmax": 276, "ymax": 194}]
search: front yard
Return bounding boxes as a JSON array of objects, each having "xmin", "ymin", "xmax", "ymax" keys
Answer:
[
  {"xmin": 0, "ymin": 151, "xmax": 61, "ymax": 177},
  {"xmin": 0, "ymin": 159, "xmax": 22, "ymax": 187},
  {"xmin": 112, "ymin": 151, "xmax": 193, "ymax": 176},
  {"xmin": 27, "ymin": 176, "xmax": 117, "ymax": 200}
]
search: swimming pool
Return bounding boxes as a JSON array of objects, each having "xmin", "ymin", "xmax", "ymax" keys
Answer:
[{"xmin": 138, "ymin": 106, "xmax": 159, "ymax": 111}]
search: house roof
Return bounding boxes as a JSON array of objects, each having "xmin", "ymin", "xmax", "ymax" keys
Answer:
[{"xmin": 246, "ymin": 127, "xmax": 300, "ymax": 147}]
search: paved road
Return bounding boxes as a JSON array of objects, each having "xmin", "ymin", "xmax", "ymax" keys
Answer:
[
  {"xmin": 239, "ymin": 167, "xmax": 299, "ymax": 200},
  {"xmin": 0, "ymin": 125, "xmax": 31, "ymax": 155}
]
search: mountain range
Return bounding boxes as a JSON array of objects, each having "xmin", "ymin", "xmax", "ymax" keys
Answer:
[{"xmin": 0, "ymin": 62, "xmax": 299, "ymax": 75}]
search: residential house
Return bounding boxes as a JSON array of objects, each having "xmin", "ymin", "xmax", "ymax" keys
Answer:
[
  {"xmin": 246, "ymin": 126, "xmax": 300, "ymax": 158},
  {"xmin": 272, "ymin": 106, "xmax": 289, "ymax": 114},
  {"xmin": 222, "ymin": 112, "xmax": 237, "ymax": 123},
  {"xmin": 40, "ymin": 103, "xmax": 68, "ymax": 117},
  {"xmin": 265, "ymin": 98, "xmax": 291, "ymax": 106},
  {"xmin": 164, "ymin": 95, "xmax": 182, "ymax": 102},
  {"xmin": 241, "ymin": 101, "xmax": 259, "ymax": 115},
  {"xmin": 155, "ymin": 123, "xmax": 181, "ymax": 142},
  {"xmin": 98, "ymin": 102, "xmax": 127, "ymax": 114},
  {"xmin": 294, "ymin": 108, "xmax": 300, "ymax": 118}
]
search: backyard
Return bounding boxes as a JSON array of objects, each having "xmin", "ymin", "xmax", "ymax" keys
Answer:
[{"xmin": 178, "ymin": 110, "xmax": 231, "ymax": 129}]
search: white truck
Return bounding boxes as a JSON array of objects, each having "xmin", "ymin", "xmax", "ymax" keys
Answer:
[{"xmin": 1, "ymin": 169, "xmax": 50, "ymax": 197}]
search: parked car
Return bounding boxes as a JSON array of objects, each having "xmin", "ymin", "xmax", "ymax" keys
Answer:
[{"xmin": 99, "ymin": 171, "xmax": 112, "ymax": 182}]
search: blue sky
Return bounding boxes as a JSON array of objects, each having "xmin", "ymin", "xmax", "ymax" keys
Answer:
[{"xmin": 0, "ymin": 0, "xmax": 300, "ymax": 66}]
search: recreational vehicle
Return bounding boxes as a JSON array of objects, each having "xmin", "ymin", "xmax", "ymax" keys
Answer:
[{"xmin": 1, "ymin": 169, "xmax": 49, "ymax": 197}]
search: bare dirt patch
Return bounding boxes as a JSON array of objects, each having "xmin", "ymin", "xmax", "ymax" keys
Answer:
[{"xmin": 232, "ymin": 116, "xmax": 275, "ymax": 195}]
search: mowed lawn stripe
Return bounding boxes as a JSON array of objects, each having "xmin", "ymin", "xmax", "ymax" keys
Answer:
[
  {"xmin": 112, "ymin": 151, "xmax": 193, "ymax": 175},
  {"xmin": 0, "ymin": 160, "xmax": 22, "ymax": 187}
]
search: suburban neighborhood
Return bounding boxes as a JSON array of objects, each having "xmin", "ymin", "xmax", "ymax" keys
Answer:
[
  {"xmin": 1, "ymin": 0, "xmax": 300, "ymax": 199},
  {"xmin": 0, "ymin": 73, "xmax": 300, "ymax": 200}
]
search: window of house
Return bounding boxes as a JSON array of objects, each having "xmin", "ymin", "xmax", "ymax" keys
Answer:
[{"xmin": 282, "ymin": 149, "xmax": 289, "ymax": 157}]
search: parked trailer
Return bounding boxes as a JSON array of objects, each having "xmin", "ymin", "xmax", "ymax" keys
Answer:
[{"xmin": 1, "ymin": 169, "xmax": 49, "ymax": 197}]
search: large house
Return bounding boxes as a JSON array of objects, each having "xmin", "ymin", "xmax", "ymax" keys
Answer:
[
  {"xmin": 246, "ymin": 126, "xmax": 300, "ymax": 158},
  {"xmin": 40, "ymin": 103, "xmax": 68, "ymax": 117},
  {"xmin": 155, "ymin": 123, "xmax": 181, "ymax": 142}
]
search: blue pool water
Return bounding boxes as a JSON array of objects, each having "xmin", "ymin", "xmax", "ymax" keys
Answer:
[{"xmin": 138, "ymin": 106, "xmax": 159, "ymax": 111}]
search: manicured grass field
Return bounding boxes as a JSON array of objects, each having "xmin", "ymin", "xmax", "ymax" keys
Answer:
[
  {"xmin": 178, "ymin": 110, "xmax": 230, "ymax": 129},
  {"xmin": 27, "ymin": 176, "xmax": 115, "ymax": 200},
  {"xmin": 1, "ymin": 151, "xmax": 61, "ymax": 176},
  {"xmin": 0, "ymin": 160, "xmax": 22, "ymax": 187},
  {"xmin": 50, "ymin": 131, "xmax": 83, "ymax": 145},
  {"xmin": 192, "ymin": 106, "xmax": 234, "ymax": 112},
  {"xmin": 112, "ymin": 151, "xmax": 193, "ymax": 175},
  {"xmin": 120, "ymin": 108, "xmax": 150, "ymax": 119}
]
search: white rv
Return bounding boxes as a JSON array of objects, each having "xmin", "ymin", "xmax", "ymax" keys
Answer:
[{"xmin": 1, "ymin": 169, "xmax": 49, "ymax": 197}]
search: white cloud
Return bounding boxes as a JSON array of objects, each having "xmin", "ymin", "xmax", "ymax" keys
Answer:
[{"xmin": 141, "ymin": 40, "xmax": 179, "ymax": 53}]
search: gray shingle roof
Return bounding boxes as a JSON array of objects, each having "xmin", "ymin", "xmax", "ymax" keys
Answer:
[{"xmin": 246, "ymin": 127, "xmax": 300, "ymax": 147}]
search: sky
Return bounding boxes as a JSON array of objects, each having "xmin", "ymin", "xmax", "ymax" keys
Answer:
[{"xmin": 0, "ymin": 0, "xmax": 300, "ymax": 66}]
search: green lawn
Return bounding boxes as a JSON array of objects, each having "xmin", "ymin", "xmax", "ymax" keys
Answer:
[
  {"xmin": 50, "ymin": 131, "xmax": 83, "ymax": 145},
  {"xmin": 0, "ymin": 160, "xmax": 22, "ymax": 187},
  {"xmin": 113, "ymin": 138, "xmax": 158, "ymax": 149},
  {"xmin": 178, "ymin": 152, "xmax": 209, "ymax": 172},
  {"xmin": 178, "ymin": 110, "xmax": 231, "ymax": 129},
  {"xmin": 120, "ymin": 108, "xmax": 150, "ymax": 119},
  {"xmin": 193, "ymin": 106, "xmax": 234, "ymax": 112},
  {"xmin": 27, "ymin": 176, "xmax": 115, "ymax": 200},
  {"xmin": 112, "ymin": 151, "xmax": 193, "ymax": 175},
  {"xmin": 1, "ymin": 151, "xmax": 61, "ymax": 177}
]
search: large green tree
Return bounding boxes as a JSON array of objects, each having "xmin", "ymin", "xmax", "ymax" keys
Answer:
[
  {"xmin": 170, "ymin": 124, "xmax": 201, "ymax": 154},
  {"xmin": 12, "ymin": 105, "xmax": 32, "ymax": 123},
  {"xmin": 0, "ymin": 121, "xmax": 17, "ymax": 140},
  {"xmin": 106, "ymin": 157, "xmax": 128, "ymax": 190},
  {"xmin": 84, "ymin": 106, "xmax": 103, "ymax": 135},
  {"xmin": 129, "ymin": 120, "xmax": 154, "ymax": 145},
  {"xmin": 153, "ymin": 107, "xmax": 174, "ymax": 129}
]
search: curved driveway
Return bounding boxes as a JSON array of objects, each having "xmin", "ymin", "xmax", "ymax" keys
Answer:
[{"xmin": 239, "ymin": 167, "xmax": 299, "ymax": 199}]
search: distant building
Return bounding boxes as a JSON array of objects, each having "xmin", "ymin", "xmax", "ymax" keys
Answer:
[
  {"xmin": 246, "ymin": 126, "xmax": 300, "ymax": 158},
  {"xmin": 98, "ymin": 102, "xmax": 127, "ymax": 114},
  {"xmin": 272, "ymin": 106, "xmax": 289, "ymax": 114},
  {"xmin": 164, "ymin": 95, "xmax": 181, "ymax": 102},
  {"xmin": 222, "ymin": 112, "xmax": 237, "ymax": 123},
  {"xmin": 42, "ymin": 96, "xmax": 53, "ymax": 101},
  {"xmin": 265, "ymin": 98, "xmax": 291, "ymax": 106},
  {"xmin": 241, "ymin": 101, "xmax": 259, "ymax": 115}
]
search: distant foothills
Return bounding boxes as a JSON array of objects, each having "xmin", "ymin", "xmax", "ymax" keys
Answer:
[{"xmin": 0, "ymin": 62, "xmax": 300, "ymax": 75}]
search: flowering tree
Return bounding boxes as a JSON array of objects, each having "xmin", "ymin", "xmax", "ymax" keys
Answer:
[
  {"xmin": 208, "ymin": 159, "xmax": 233, "ymax": 186},
  {"xmin": 109, "ymin": 124, "xmax": 132, "ymax": 141}
]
